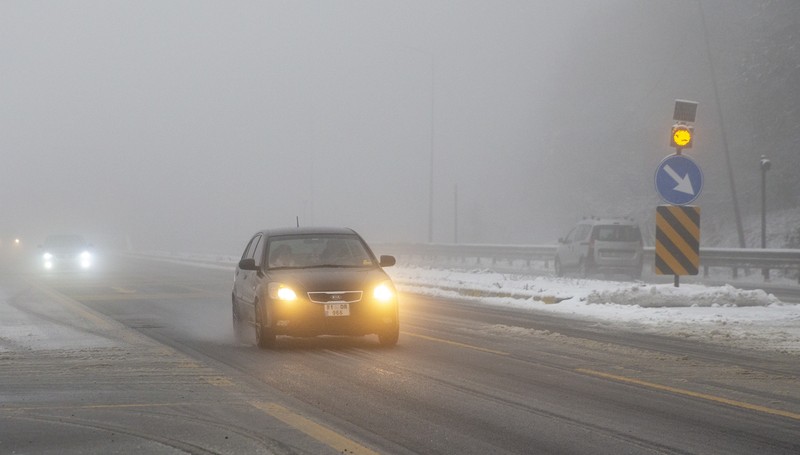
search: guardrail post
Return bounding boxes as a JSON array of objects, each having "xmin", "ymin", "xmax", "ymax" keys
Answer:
[
  {"xmin": 733, "ymin": 267, "xmax": 738, "ymax": 279},
  {"xmin": 703, "ymin": 265, "xmax": 709, "ymax": 278}
]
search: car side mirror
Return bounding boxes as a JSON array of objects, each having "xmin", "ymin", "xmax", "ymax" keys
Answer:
[
  {"xmin": 558, "ymin": 237, "xmax": 564, "ymax": 244},
  {"xmin": 379, "ymin": 255, "xmax": 396, "ymax": 267},
  {"xmin": 238, "ymin": 258, "xmax": 257, "ymax": 271}
]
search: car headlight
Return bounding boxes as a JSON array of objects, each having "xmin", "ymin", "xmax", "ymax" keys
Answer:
[
  {"xmin": 80, "ymin": 251, "xmax": 92, "ymax": 269},
  {"xmin": 268, "ymin": 283, "xmax": 297, "ymax": 301},
  {"xmin": 373, "ymin": 281, "xmax": 395, "ymax": 303},
  {"xmin": 43, "ymin": 252, "xmax": 53, "ymax": 260}
]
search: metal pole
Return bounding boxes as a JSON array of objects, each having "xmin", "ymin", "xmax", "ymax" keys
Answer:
[
  {"xmin": 699, "ymin": 0, "xmax": 747, "ymax": 249},
  {"xmin": 761, "ymin": 168, "xmax": 766, "ymax": 250},
  {"xmin": 454, "ymin": 184, "xmax": 458, "ymax": 244},
  {"xmin": 427, "ymin": 56, "xmax": 435, "ymax": 243},
  {"xmin": 761, "ymin": 154, "xmax": 771, "ymax": 281}
]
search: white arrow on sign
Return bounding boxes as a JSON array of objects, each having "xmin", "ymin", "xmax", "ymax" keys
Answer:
[{"xmin": 663, "ymin": 165, "xmax": 695, "ymax": 195}]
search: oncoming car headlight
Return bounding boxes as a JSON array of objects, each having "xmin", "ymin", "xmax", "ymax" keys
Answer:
[
  {"xmin": 80, "ymin": 251, "xmax": 92, "ymax": 269},
  {"xmin": 268, "ymin": 283, "xmax": 297, "ymax": 301},
  {"xmin": 43, "ymin": 252, "xmax": 54, "ymax": 269},
  {"xmin": 373, "ymin": 281, "xmax": 395, "ymax": 303}
]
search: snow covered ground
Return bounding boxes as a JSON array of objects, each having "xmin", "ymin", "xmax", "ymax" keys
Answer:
[{"xmin": 387, "ymin": 266, "xmax": 800, "ymax": 355}]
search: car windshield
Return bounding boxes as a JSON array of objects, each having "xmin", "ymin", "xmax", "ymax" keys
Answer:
[
  {"xmin": 267, "ymin": 234, "xmax": 375, "ymax": 269},
  {"xmin": 43, "ymin": 235, "xmax": 87, "ymax": 249},
  {"xmin": 593, "ymin": 225, "xmax": 641, "ymax": 242}
]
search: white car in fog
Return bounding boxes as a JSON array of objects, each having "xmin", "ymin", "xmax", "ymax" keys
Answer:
[
  {"xmin": 555, "ymin": 218, "xmax": 644, "ymax": 279},
  {"xmin": 39, "ymin": 234, "xmax": 94, "ymax": 271}
]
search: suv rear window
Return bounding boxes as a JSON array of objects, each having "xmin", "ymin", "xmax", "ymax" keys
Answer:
[{"xmin": 592, "ymin": 225, "xmax": 641, "ymax": 242}]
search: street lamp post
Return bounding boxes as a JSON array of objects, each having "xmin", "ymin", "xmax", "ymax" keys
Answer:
[
  {"xmin": 427, "ymin": 56, "xmax": 435, "ymax": 244},
  {"xmin": 760, "ymin": 154, "xmax": 771, "ymax": 281}
]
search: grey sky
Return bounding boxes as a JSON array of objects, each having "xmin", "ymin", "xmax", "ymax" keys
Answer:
[{"xmin": 2, "ymin": 1, "xmax": 795, "ymax": 253}]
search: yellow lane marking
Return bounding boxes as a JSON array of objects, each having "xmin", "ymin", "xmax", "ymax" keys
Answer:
[
  {"xmin": 250, "ymin": 401, "xmax": 380, "ymax": 455},
  {"xmin": 1, "ymin": 402, "xmax": 198, "ymax": 412},
  {"xmin": 111, "ymin": 287, "xmax": 136, "ymax": 294},
  {"xmin": 175, "ymin": 284, "xmax": 218, "ymax": 294},
  {"xmin": 68, "ymin": 292, "xmax": 212, "ymax": 302},
  {"xmin": 577, "ymin": 369, "xmax": 800, "ymax": 421},
  {"xmin": 201, "ymin": 376, "xmax": 235, "ymax": 387},
  {"xmin": 29, "ymin": 282, "xmax": 183, "ymax": 349},
  {"xmin": 36, "ymin": 286, "xmax": 118, "ymax": 332},
  {"xmin": 402, "ymin": 331, "xmax": 510, "ymax": 356},
  {"xmin": 203, "ymin": 377, "xmax": 378, "ymax": 453}
]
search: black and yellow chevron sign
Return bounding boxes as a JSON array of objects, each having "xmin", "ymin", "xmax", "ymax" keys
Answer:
[{"xmin": 655, "ymin": 205, "xmax": 700, "ymax": 275}]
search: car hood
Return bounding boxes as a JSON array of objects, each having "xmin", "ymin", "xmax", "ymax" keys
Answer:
[
  {"xmin": 43, "ymin": 246, "xmax": 88, "ymax": 254},
  {"xmin": 268, "ymin": 267, "xmax": 390, "ymax": 292}
]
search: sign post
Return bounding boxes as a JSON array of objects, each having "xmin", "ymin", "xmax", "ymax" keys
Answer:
[{"xmin": 655, "ymin": 99, "xmax": 701, "ymax": 287}]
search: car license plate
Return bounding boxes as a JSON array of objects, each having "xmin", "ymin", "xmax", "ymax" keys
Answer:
[{"xmin": 324, "ymin": 303, "xmax": 350, "ymax": 317}]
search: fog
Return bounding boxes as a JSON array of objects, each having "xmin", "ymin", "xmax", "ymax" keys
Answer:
[{"xmin": 3, "ymin": 1, "xmax": 798, "ymax": 255}]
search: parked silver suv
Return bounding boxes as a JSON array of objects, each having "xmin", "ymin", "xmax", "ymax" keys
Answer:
[{"xmin": 555, "ymin": 218, "xmax": 643, "ymax": 279}]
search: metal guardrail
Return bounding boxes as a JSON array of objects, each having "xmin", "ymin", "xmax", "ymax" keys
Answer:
[{"xmin": 375, "ymin": 243, "xmax": 800, "ymax": 283}]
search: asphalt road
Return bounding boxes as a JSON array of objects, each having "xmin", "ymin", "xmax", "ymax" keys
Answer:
[{"xmin": 1, "ymin": 254, "xmax": 799, "ymax": 454}]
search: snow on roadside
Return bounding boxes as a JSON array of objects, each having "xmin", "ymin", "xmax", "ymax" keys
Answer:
[{"xmin": 386, "ymin": 266, "xmax": 800, "ymax": 355}]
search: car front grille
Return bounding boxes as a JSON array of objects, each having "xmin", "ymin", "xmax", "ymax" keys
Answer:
[{"xmin": 307, "ymin": 291, "xmax": 363, "ymax": 304}]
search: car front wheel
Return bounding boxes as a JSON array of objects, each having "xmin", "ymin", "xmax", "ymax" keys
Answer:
[
  {"xmin": 255, "ymin": 302, "xmax": 276, "ymax": 349},
  {"xmin": 377, "ymin": 318, "xmax": 399, "ymax": 347},
  {"xmin": 232, "ymin": 296, "xmax": 246, "ymax": 343},
  {"xmin": 378, "ymin": 327, "xmax": 399, "ymax": 347}
]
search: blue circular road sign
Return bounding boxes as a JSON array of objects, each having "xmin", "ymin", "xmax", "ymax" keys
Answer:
[{"xmin": 655, "ymin": 154, "xmax": 703, "ymax": 205}]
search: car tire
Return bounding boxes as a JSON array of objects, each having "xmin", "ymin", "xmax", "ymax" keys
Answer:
[
  {"xmin": 554, "ymin": 257, "xmax": 564, "ymax": 277},
  {"xmin": 232, "ymin": 296, "xmax": 246, "ymax": 343},
  {"xmin": 255, "ymin": 302, "xmax": 276, "ymax": 349},
  {"xmin": 378, "ymin": 323, "xmax": 399, "ymax": 347},
  {"xmin": 579, "ymin": 258, "xmax": 590, "ymax": 278}
]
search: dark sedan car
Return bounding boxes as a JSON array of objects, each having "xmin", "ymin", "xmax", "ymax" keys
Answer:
[{"xmin": 231, "ymin": 227, "xmax": 399, "ymax": 348}]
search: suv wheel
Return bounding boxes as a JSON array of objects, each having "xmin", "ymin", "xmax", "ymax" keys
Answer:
[
  {"xmin": 554, "ymin": 257, "xmax": 564, "ymax": 277},
  {"xmin": 579, "ymin": 259, "xmax": 591, "ymax": 278}
]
